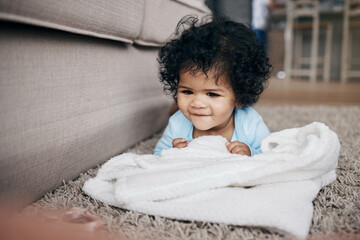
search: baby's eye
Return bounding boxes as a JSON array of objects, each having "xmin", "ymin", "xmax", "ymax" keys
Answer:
[
  {"xmin": 181, "ymin": 90, "xmax": 193, "ymax": 95},
  {"xmin": 207, "ymin": 92, "xmax": 220, "ymax": 97}
]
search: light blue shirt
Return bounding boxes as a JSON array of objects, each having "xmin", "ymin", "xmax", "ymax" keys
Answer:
[{"xmin": 154, "ymin": 107, "xmax": 270, "ymax": 156}]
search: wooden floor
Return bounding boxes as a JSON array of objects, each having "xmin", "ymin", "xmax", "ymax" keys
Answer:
[{"xmin": 258, "ymin": 78, "xmax": 360, "ymax": 106}]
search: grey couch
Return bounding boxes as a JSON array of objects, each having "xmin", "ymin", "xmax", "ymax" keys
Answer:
[{"xmin": 0, "ymin": 0, "xmax": 209, "ymax": 204}]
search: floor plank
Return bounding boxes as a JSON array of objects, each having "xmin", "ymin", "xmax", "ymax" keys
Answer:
[{"xmin": 258, "ymin": 78, "xmax": 360, "ymax": 106}]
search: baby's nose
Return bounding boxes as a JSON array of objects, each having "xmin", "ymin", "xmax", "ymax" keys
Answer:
[{"xmin": 190, "ymin": 95, "xmax": 207, "ymax": 108}]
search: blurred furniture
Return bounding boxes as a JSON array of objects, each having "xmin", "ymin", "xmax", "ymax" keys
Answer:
[
  {"xmin": 341, "ymin": 0, "xmax": 360, "ymax": 83},
  {"xmin": 293, "ymin": 22, "xmax": 333, "ymax": 82},
  {"xmin": 0, "ymin": 0, "xmax": 210, "ymax": 204},
  {"xmin": 285, "ymin": 0, "xmax": 333, "ymax": 82}
]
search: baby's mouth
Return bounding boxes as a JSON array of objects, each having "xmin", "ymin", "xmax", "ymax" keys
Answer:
[{"xmin": 190, "ymin": 113, "xmax": 209, "ymax": 117}]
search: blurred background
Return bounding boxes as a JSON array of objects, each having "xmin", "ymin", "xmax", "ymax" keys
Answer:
[{"xmin": 205, "ymin": 0, "xmax": 360, "ymax": 106}]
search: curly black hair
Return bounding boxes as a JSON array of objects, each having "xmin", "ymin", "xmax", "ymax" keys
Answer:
[{"xmin": 158, "ymin": 15, "xmax": 271, "ymax": 107}]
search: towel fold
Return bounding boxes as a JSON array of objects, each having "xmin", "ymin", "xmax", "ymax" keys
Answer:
[{"xmin": 83, "ymin": 122, "xmax": 340, "ymax": 239}]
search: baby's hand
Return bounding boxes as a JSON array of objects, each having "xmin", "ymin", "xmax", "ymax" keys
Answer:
[
  {"xmin": 226, "ymin": 141, "xmax": 251, "ymax": 156},
  {"xmin": 172, "ymin": 138, "xmax": 189, "ymax": 149}
]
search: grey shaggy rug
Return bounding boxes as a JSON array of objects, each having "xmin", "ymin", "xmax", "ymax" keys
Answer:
[{"xmin": 26, "ymin": 105, "xmax": 360, "ymax": 240}]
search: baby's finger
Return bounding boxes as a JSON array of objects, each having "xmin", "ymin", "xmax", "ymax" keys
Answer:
[
  {"xmin": 174, "ymin": 142, "xmax": 188, "ymax": 149},
  {"xmin": 231, "ymin": 147, "xmax": 246, "ymax": 155},
  {"xmin": 172, "ymin": 138, "xmax": 186, "ymax": 146},
  {"xmin": 226, "ymin": 142, "xmax": 238, "ymax": 152},
  {"xmin": 232, "ymin": 146, "xmax": 251, "ymax": 156}
]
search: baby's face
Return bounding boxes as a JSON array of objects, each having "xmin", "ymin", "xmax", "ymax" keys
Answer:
[{"xmin": 177, "ymin": 70, "xmax": 237, "ymax": 132}]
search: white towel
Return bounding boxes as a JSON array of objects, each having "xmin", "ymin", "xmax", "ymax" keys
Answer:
[{"xmin": 83, "ymin": 122, "xmax": 340, "ymax": 239}]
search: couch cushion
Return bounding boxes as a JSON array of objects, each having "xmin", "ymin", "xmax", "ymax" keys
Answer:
[
  {"xmin": 175, "ymin": 0, "xmax": 211, "ymax": 12},
  {"xmin": 134, "ymin": 0, "xmax": 211, "ymax": 47},
  {"xmin": 0, "ymin": 0, "xmax": 145, "ymax": 43}
]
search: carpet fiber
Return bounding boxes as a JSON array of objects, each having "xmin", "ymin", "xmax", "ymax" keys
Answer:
[{"xmin": 26, "ymin": 105, "xmax": 360, "ymax": 239}]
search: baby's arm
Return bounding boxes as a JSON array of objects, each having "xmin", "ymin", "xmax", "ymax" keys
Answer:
[
  {"xmin": 244, "ymin": 109, "xmax": 270, "ymax": 155},
  {"xmin": 154, "ymin": 110, "xmax": 190, "ymax": 155},
  {"xmin": 154, "ymin": 128, "xmax": 173, "ymax": 155},
  {"xmin": 154, "ymin": 118, "xmax": 176, "ymax": 155},
  {"xmin": 232, "ymin": 107, "xmax": 270, "ymax": 156}
]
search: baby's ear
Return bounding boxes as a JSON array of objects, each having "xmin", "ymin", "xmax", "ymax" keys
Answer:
[{"xmin": 235, "ymin": 102, "xmax": 242, "ymax": 108}]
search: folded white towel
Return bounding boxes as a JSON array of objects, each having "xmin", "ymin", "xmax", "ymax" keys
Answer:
[{"xmin": 83, "ymin": 122, "xmax": 340, "ymax": 239}]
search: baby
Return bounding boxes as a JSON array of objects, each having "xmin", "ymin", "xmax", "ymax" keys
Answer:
[{"xmin": 154, "ymin": 16, "xmax": 271, "ymax": 156}]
